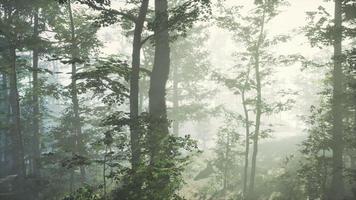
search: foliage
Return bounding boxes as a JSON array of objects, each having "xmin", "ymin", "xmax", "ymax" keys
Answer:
[
  {"xmin": 62, "ymin": 185, "xmax": 103, "ymax": 200},
  {"xmin": 100, "ymin": 112, "xmax": 201, "ymax": 200}
]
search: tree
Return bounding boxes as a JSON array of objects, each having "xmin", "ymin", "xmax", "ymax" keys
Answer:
[
  {"xmin": 212, "ymin": 111, "xmax": 243, "ymax": 199},
  {"xmin": 215, "ymin": 1, "xmax": 295, "ymax": 198},
  {"xmin": 129, "ymin": 0, "xmax": 149, "ymax": 181},
  {"xmin": 330, "ymin": 0, "xmax": 344, "ymax": 198},
  {"xmin": 146, "ymin": 0, "xmax": 171, "ymax": 196},
  {"xmin": 67, "ymin": 0, "xmax": 87, "ymax": 183},
  {"xmin": 303, "ymin": 1, "xmax": 356, "ymax": 198},
  {"xmin": 168, "ymin": 25, "xmax": 212, "ymax": 136},
  {"xmin": 77, "ymin": 0, "xmax": 151, "ymax": 182},
  {"xmin": 299, "ymin": 101, "xmax": 333, "ymax": 200},
  {"xmin": 0, "ymin": 2, "xmax": 32, "ymax": 198},
  {"xmin": 47, "ymin": 0, "xmax": 102, "ymax": 192}
]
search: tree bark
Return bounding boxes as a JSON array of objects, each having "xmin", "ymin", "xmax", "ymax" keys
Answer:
[
  {"xmin": 130, "ymin": 0, "xmax": 149, "ymax": 174},
  {"xmin": 329, "ymin": 0, "xmax": 345, "ymax": 199},
  {"xmin": 149, "ymin": 0, "xmax": 170, "ymax": 164},
  {"xmin": 148, "ymin": 0, "xmax": 170, "ymax": 197},
  {"xmin": 32, "ymin": 7, "xmax": 41, "ymax": 178},
  {"xmin": 8, "ymin": 47, "xmax": 25, "ymax": 178},
  {"xmin": 8, "ymin": 47, "xmax": 26, "ymax": 200},
  {"xmin": 248, "ymin": 6, "xmax": 265, "ymax": 199},
  {"xmin": 172, "ymin": 64, "xmax": 179, "ymax": 136},
  {"xmin": 68, "ymin": 0, "xmax": 86, "ymax": 183},
  {"xmin": 242, "ymin": 66, "xmax": 251, "ymax": 198},
  {"xmin": 0, "ymin": 73, "xmax": 10, "ymax": 176}
]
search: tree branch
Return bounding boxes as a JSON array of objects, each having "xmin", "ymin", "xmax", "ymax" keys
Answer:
[
  {"xmin": 77, "ymin": 0, "xmax": 137, "ymax": 23},
  {"xmin": 140, "ymin": 34, "xmax": 154, "ymax": 47}
]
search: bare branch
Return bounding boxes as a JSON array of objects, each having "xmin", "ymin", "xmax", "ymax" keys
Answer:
[{"xmin": 140, "ymin": 34, "xmax": 154, "ymax": 47}]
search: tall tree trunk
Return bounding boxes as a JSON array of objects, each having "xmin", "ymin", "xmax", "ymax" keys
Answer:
[
  {"xmin": 172, "ymin": 64, "xmax": 179, "ymax": 136},
  {"xmin": 8, "ymin": 47, "xmax": 26, "ymax": 200},
  {"xmin": 68, "ymin": 0, "xmax": 86, "ymax": 183},
  {"xmin": 128, "ymin": 0, "xmax": 149, "ymax": 195},
  {"xmin": 351, "ymin": 153, "xmax": 356, "ymax": 199},
  {"xmin": 148, "ymin": 0, "xmax": 170, "ymax": 197},
  {"xmin": 242, "ymin": 66, "xmax": 251, "ymax": 198},
  {"xmin": 0, "ymin": 74, "xmax": 4, "ymax": 168},
  {"xmin": 4, "ymin": 74, "xmax": 11, "ymax": 176},
  {"xmin": 248, "ymin": 6, "xmax": 265, "ymax": 199},
  {"xmin": 321, "ymin": 150, "xmax": 328, "ymax": 200},
  {"xmin": 149, "ymin": 0, "xmax": 170, "ymax": 164},
  {"xmin": 103, "ymin": 145, "xmax": 107, "ymax": 200},
  {"xmin": 0, "ymin": 73, "xmax": 10, "ymax": 176},
  {"xmin": 32, "ymin": 7, "xmax": 41, "ymax": 178},
  {"xmin": 8, "ymin": 47, "xmax": 25, "ymax": 177},
  {"xmin": 329, "ymin": 0, "xmax": 344, "ymax": 199},
  {"xmin": 130, "ymin": 0, "xmax": 149, "ymax": 173}
]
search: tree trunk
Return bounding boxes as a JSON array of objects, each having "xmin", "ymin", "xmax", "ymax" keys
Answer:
[
  {"xmin": 329, "ymin": 0, "xmax": 344, "ymax": 199},
  {"xmin": 128, "ymin": 0, "xmax": 149, "ymax": 195},
  {"xmin": 9, "ymin": 47, "xmax": 25, "ymax": 178},
  {"xmin": 4, "ymin": 74, "xmax": 11, "ymax": 177},
  {"xmin": 242, "ymin": 66, "xmax": 251, "ymax": 198},
  {"xmin": 8, "ymin": 47, "xmax": 26, "ymax": 200},
  {"xmin": 351, "ymin": 154, "xmax": 356, "ymax": 199},
  {"xmin": 223, "ymin": 133, "xmax": 230, "ymax": 199},
  {"xmin": 68, "ymin": 0, "xmax": 86, "ymax": 183},
  {"xmin": 130, "ymin": 0, "xmax": 149, "ymax": 174},
  {"xmin": 149, "ymin": 0, "xmax": 170, "ymax": 164},
  {"xmin": 321, "ymin": 150, "xmax": 328, "ymax": 200},
  {"xmin": 32, "ymin": 7, "xmax": 41, "ymax": 178},
  {"xmin": 0, "ymin": 73, "xmax": 10, "ymax": 177},
  {"xmin": 172, "ymin": 64, "xmax": 179, "ymax": 136},
  {"xmin": 148, "ymin": 0, "xmax": 170, "ymax": 197},
  {"xmin": 248, "ymin": 6, "xmax": 265, "ymax": 199}
]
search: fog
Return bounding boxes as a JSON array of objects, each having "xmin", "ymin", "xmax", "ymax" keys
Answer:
[{"xmin": 0, "ymin": 0, "xmax": 355, "ymax": 200}]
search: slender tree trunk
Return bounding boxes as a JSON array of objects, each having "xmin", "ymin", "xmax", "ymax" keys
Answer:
[
  {"xmin": 68, "ymin": 0, "xmax": 86, "ymax": 183},
  {"xmin": 223, "ymin": 133, "xmax": 230, "ymax": 199},
  {"xmin": 0, "ymin": 74, "xmax": 4, "ymax": 166},
  {"xmin": 32, "ymin": 7, "xmax": 41, "ymax": 178},
  {"xmin": 128, "ymin": 1, "xmax": 149, "ymax": 195},
  {"xmin": 248, "ymin": 6, "xmax": 265, "ymax": 199},
  {"xmin": 321, "ymin": 150, "xmax": 328, "ymax": 200},
  {"xmin": 103, "ymin": 145, "xmax": 107, "ymax": 200},
  {"xmin": 148, "ymin": 0, "xmax": 170, "ymax": 197},
  {"xmin": 329, "ymin": 0, "xmax": 344, "ymax": 199},
  {"xmin": 4, "ymin": 74, "xmax": 11, "ymax": 176},
  {"xmin": 9, "ymin": 47, "xmax": 25, "ymax": 177},
  {"xmin": 130, "ymin": 0, "xmax": 149, "ymax": 174},
  {"xmin": 69, "ymin": 169, "xmax": 74, "ymax": 193},
  {"xmin": 172, "ymin": 64, "xmax": 179, "ymax": 136},
  {"xmin": 351, "ymin": 154, "xmax": 356, "ymax": 199},
  {"xmin": 242, "ymin": 66, "xmax": 251, "ymax": 198}
]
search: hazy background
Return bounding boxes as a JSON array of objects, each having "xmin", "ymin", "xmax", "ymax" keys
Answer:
[{"xmin": 95, "ymin": 0, "xmax": 332, "ymax": 146}]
